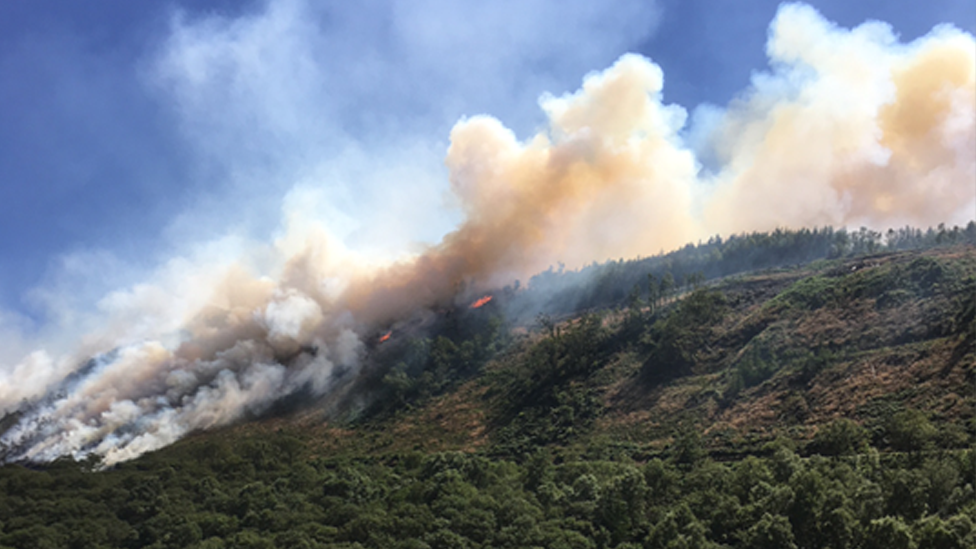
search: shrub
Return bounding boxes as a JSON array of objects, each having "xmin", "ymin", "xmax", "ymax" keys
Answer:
[
  {"xmin": 886, "ymin": 409, "xmax": 937, "ymax": 453},
  {"xmin": 810, "ymin": 419, "xmax": 868, "ymax": 456}
]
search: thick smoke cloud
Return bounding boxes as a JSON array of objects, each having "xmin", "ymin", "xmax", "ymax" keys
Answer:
[
  {"xmin": 704, "ymin": 3, "xmax": 976, "ymax": 232},
  {"xmin": 341, "ymin": 54, "xmax": 701, "ymax": 326},
  {"xmin": 2, "ymin": 2, "xmax": 974, "ymax": 465}
]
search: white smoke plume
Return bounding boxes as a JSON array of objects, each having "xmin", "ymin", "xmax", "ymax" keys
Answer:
[
  {"xmin": 704, "ymin": 3, "xmax": 976, "ymax": 232},
  {"xmin": 1, "ymin": 2, "xmax": 973, "ymax": 465}
]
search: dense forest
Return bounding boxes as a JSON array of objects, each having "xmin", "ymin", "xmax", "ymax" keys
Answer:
[
  {"xmin": 1, "ymin": 428, "xmax": 970, "ymax": 548},
  {"xmin": 1, "ymin": 223, "xmax": 974, "ymax": 548}
]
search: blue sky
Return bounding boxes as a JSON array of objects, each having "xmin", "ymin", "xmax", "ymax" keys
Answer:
[{"xmin": 0, "ymin": 0, "xmax": 973, "ymax": 323}]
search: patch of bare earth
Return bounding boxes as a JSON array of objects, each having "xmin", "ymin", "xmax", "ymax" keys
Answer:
[
  {"xmin": 808, "ymin": 340, "xmax": 972, "ymax": 422},
  {"xmin": 398, "ymin": 382, "xmax": 490, "ymax": 453}
]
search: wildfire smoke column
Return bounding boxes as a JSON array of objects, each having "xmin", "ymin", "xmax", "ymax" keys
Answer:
[{"xmin": 1, "ymin": 3, "xmax": 973, "ymax": 466}]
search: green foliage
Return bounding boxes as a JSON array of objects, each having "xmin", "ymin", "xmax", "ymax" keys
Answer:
[
  {"xmin": 376, "ymin": 314, "xmax": 507, "ymax": 415},
  {"xmin": 771, "ymin": 255, "xmax": 957, "ymax": 316},
  {"xmin": 669, "ymin": 427, "xmax": 706, "ymax": 467},
  {"xmin": 641, "ymin": 288, "xmax": 727, "ymax": 381},
  {"xmin": 948, "ymin": 276, "xmax": 975, "ymax": 336},
  {"xmin": 728, "ymin": 342, "xmax": 780, "ymax": 393},
  {"xmin": 488, "ymin": 313, "xmax": 608, "ymax": 455},
  {"xmin": 886, "ymin": 409, "xmax": 938, "ymax": 453},
  {"xmin": 773, "ymin": 275, "xmax": 838, "ymax": 310},
  {"xmin": 1, "ymin": 428, "xmax": 973, "ymax": 549},
  {"xmin": 741, "ymin": 513, "xmax": 797, "ymax": 549},
  {"xmin": 914, "ymin": 515, "xmax": 968, "ymax": 549},
  {"xmin": 645, "ymin": 503, "xmax": 712, "ymax": 549},
  {"xmin": 810, "ymin": 419, "xmax": 869, "ymax": 457},
  {"xmin": 863, "ymin": 516, "xmax": 916, "ymax": 549}
]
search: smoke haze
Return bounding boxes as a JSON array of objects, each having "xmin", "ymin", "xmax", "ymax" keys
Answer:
[{"xmin": 1, "ymin": 2, "xmax": 973, "ymax": 465}]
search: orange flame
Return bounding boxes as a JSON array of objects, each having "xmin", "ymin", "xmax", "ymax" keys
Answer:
[
  {"xmin": 470, "ymin": 295, "xmax": 493, "ymax": 309},
  {"xmin": 378, "ymin": 331, "xmax": 392, "ymax": 343}
]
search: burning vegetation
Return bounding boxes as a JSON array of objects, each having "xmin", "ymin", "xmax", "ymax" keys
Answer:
[{"xmin": 469, "ymin": 295, "xmax": 493, "ymax": 309}]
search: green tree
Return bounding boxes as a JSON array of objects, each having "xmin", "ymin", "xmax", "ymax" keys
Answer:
[
  {"xmin": 642, "ymin": 289, "xmax": 727, "ymax": 381},
  {"xmin": 626, "ymin": 283, "xmax": 644, "ymax": 328},
  {"xmin": 227, "ymin": 530, "xmax": 275, "ymax": 549},
  {"xmin": 647, "ymin": 273, "xmax": 660, "ymax": 313},
  {"xmin": 863, "ymin": 516, "xmax": 915, "ymax": 549},
  {"xmin": 661, "ymin": 272, "xmax": 675, "ymax": 303},
  {"xmin": 887, "ymin": 409, "xmax": 937, "ymax": 453},
  {"xmin": 670, "ymin": 427, "xmax": 706, "ymax": 467},
  {"xmin": 810, "ymin": 418, "xmax": 868, "ymax": 456},
  {"xmin": 822, "ymin": 507, "xmax": 857, "ymax": 549},
  {"xmin": 645, "ymin": 503, "xmax": 712, "ymax": 549},
  {"xmin": 597, "ymin": 467, "xmax": 647, "ymax": 544},
  {"xmin": 914, "ymin": 516, "xmax": 965, "ymax": 549},
  {"xmin": 741, "ymin": 513, "xmax": 797, "ymax": 549}
]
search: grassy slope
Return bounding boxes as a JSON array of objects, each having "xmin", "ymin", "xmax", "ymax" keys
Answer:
[{"xmin": 237, "ymin": 245, "xmax": 974, "ymax": 462}]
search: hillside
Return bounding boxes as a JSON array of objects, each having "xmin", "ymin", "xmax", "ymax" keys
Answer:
[
  {"xmin": 281, "ymin": 245, "xmax": 974, "ymax": 461},
  {"xmin": 0, "ymin": 237, "xmax": 974, "ymax": 549}
]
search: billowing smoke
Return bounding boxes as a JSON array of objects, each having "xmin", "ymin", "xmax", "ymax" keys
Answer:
[
  {"xmin": 704, "ymin": 3, "xmax": 976, "ymax": 233},
  {"xmin": 1, "ymin": 3, "xmax": 973, "ymax": 465},
  {"xmin": 344, "ymin": 3, "xmax": 975, "ymax": 320}
]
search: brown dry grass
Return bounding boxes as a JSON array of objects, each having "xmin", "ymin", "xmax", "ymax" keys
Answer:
[
  {"xmin": 231, "ymin": 245, "xmax": 975, "ymax": 456},
  {"xmin": 595, "ymin": 246, "xmax": 975, "ymax": 449}
]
